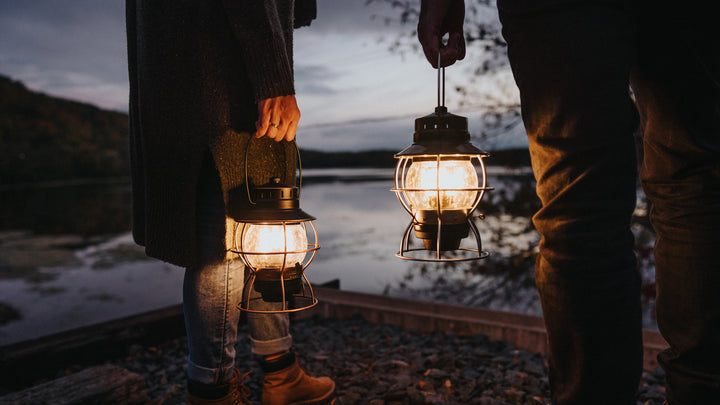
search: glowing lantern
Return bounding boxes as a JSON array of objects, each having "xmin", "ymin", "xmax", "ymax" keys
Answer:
[
  {"xmin": 392, "ymin": 61, "xmax": 492, "ymax": 261},
  {"xmin": 233, "ymin": 142, "xmax": 319, "ymax": 313}
]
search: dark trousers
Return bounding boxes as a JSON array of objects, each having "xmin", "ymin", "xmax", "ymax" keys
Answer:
[{"xmin": 498, "ymin": 1, "xmax": 720, "ymax": 403}]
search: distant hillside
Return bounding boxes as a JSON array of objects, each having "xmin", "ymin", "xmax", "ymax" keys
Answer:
[
  {"xmin": 0, "ymin": 75, "xmax": 530, "ymax": 185},
  {"xmin": 0, "ymin": 75, "xmax": 130, "ymax": 185}
]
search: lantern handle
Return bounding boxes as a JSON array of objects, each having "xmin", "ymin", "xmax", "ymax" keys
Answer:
[
  {"xmin": 297, "ymin": 141, "xmax": 304, "ymax": 197},
  {"xmin": 437, "ymin": 49, "xmax": 445, "ymax": 108},
  {"xmin": 244, "ymin": 138, "xmax": 303, "ymax": 205}
]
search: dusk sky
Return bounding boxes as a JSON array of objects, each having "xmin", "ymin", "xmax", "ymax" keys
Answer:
[{"xmin": 0, "ymin": 0, "xmax": 524, "ymax": 151}]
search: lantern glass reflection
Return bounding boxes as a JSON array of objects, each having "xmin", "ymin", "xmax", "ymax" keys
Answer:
[
  {"xmin": 405, "ymin": 158, "xmax": 478, "ymax": 211},
  {"xmin": 241, "ymin": 223, "xmax": 307, "ymax": 269}
]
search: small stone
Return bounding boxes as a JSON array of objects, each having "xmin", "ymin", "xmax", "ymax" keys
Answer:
[
  {"xmin": 391, "ymin": 359, "xmax": 410, "ymax": 368},
  {"xmin": 423, "ymin": 368, "xmax": 449, "ymax": 379}
]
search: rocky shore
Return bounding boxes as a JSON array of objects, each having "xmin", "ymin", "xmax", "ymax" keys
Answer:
[{"xmin": 101, "ymin": 315, "xmax": 667, "ymax": 405}]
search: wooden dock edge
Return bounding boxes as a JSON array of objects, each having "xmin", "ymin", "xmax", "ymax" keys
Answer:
[{"xmin": 0, "ymin": 365, "xmax": 148, "ymax": 405}]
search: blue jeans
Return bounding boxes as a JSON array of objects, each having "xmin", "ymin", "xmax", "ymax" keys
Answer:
[
  {"xmin": 499, "ymin": 1, "xmax": 720, "ymax": 403},
  {"xmin": 183, "ymin": 159, "xmax": 292, "ymax": 385}
]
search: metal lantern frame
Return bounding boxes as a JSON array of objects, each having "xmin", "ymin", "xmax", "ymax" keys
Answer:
[
  {"xmin": 231, "ymin": 140, "xmax": 319, "ymax": 314},
  {"xmin": 391, "ymin": 57, "xmax": 492, "ymax": 262}
]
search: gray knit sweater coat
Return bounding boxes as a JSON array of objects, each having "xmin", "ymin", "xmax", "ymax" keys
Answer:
[{"xmin": 126, "ymin": 0, "xmax": 315, "ymax": 268}]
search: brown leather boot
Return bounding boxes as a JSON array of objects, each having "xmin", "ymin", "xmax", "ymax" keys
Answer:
[
  {"xmin": 187, "ymin": 368, "xmax": 253, "ymax": 405},
  {"xmin": 261, "ymin": 348, "xmax": 335, "ymax": 405}
]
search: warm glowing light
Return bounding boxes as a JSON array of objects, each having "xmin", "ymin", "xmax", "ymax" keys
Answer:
[
  {"xmin": 242, "ymin": 223, "xmax": 307, "ymax": 269},
  {"xmin": 405, "ymin": 159, "xmax": 478, "ymax": 211}
]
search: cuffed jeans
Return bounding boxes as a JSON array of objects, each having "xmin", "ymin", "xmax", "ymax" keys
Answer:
[
  {"xmin": 498, "ymin": 1, "xmax": 720, "ymax": 404},
  {"xmin": 183, "ymin": 159, "xmax": 293, "ymax": 385}
]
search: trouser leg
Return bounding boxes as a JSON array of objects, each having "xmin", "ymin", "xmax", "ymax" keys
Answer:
[
  {"xmin": 499, "ymin": 3, "xmax": 642, "ymax": 403},
  {"xmin": 238, "ymin": 221, "xmax": 293, "ymax": 357},
  {"xmin": 184, "ymin": 257, "xmax": 244, "ymax": 384},
  {"xmin": 183, "ymin": 158, "xmax": 291, "ymax": 385},
  {"xmin": 632, "ymin": 7, "xmax": 720, "ymax": 403}
]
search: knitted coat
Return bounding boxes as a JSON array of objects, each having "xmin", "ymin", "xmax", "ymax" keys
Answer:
[{"xmin": 126, "ymin": 0, "xmax": 315, "ymax": 268}]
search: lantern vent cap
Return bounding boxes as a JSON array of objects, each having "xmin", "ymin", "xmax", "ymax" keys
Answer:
[
  {"xmin": 237, "ymin": 177, "xmax": 315, "ymax": 222},
  {"xmin": 395, "ymin": 107, "xmax": 489, "ymax": 157},
  {"xmin": 253, "ymin": 177, "xmax": 298, "ymax": 202}
]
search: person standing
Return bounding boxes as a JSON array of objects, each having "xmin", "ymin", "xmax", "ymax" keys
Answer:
[
  {"xmin": 125, "ymin": 0, "xmax": 335, "ymax": 403},
  {"xmin": 418, "ymin": 0, "xmax": 720, "ymax": 404}
]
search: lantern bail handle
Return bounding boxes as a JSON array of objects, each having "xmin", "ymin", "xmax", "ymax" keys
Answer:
[
  {"xmin": 437, "ymin": 49, "xmax": 445, "ymax": 109},
  {"xmin": 244, "ymin": 138, "xmax": 303, "ymax": 205}
]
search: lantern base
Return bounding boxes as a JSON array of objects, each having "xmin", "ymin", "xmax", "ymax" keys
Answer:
[
  {"xmin": 396, "ymin": 216, "xmax": 489, "ymax": 262},
  {"xmin": 414, "ymin": 209, "xmax": 470, "ymax": 225},
  {"xmin": 396, "ymin": 247, "xmax": 489, "ymax": 262},
  {"xmin": 413, "ymin": 222, "xmax": 469, "ymax": 251},
  {"xmin": 252, "ymin": 266, "xmax": 303, "ymax": 302},
  {"xmin": 254, "ymin": 278, "xmax": 303, "ymax": 302}
]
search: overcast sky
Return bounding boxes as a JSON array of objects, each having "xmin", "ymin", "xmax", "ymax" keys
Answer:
[{"xmin": 0, "ymin": 0, "xmax": 524, "ymax": 151}]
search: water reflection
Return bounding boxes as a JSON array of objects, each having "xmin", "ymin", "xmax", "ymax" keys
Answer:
[
  {"xmin": 0, "ymin": 180, "xmax": 132, "ymax": 236},
  {"xmin": 387, "ymin": 214, "xmax": 541, "ymax": 315},
  {"xmin": 0, "ymin": 181, "xmax": 181, "ymax": 345}
]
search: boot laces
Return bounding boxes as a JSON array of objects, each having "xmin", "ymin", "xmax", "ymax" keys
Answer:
[{"xmin": 229, "ymin": 369, "xmax": 253, "ymax": 405}]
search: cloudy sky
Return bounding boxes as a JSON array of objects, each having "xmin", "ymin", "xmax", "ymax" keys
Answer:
[{"xmin": 0, "ymin": 0, "xmax": 524, "ymax": 151}]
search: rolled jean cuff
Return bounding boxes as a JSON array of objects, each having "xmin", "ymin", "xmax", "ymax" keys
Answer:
[
  {"xmin": 250, "ymin": 334, "xmax": 293, "ymax": 356},
  {"xmin": 186, "ymin": 357, "xmax": 235, "ymax": 385}
]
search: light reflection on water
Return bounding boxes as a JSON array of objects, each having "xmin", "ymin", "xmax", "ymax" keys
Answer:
[
  {"xmin": 302, "ymin": 174, "xmax": 413, "ymax": 293},
  {"xmin": 0, "ymin": 167, "xmax": 657, "ymax": 345}
]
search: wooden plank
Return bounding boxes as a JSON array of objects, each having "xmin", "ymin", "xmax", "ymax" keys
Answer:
[{"xmin": 0, "ymin": 365, "xmax": 147, "ymax": 405}]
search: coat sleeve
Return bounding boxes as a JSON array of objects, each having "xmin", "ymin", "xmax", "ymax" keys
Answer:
[{"xmin": 220, "ymin": 0, "xmax": 295, "ymax": 101}]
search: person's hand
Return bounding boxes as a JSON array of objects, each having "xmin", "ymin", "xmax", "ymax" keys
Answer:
[
  {"xmin": 255, "ymin": 95, "xmax": 300, "ymax": 142},
  {"xmin": 417, "ymin": 0, "xmax": 466, "ymax": 68}
]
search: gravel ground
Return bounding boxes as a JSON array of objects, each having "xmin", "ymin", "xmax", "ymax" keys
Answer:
[{"xmin": 99, "ymin": 315, "xmax": 669, "ymax": 405}]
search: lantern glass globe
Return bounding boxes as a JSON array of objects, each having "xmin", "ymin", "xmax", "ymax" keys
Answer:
[
  {"xmin": 405, "ymin": 159, "xmax": 478, "ymax": 211},
  {"xmin": 242, "ymin": 223, "xmax": 307, "ymax": 269}
]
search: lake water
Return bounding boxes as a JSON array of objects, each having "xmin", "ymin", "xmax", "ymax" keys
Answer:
[{"xmin": 0, "ymin": 167, "xmax": 657, "ymax": 345}]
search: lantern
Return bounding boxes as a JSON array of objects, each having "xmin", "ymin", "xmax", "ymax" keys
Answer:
[
  {"xmin": 232, "ymin": 142, "xmax": 319, "ymax": 313},
  {"xmin": 392, "ymin": 61, "xmax": 492, "ymax": 262}
]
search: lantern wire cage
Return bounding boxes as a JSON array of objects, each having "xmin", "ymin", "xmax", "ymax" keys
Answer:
[
  {"xmin": 233, "ymin": 219, "xmax": 319, "ymax": 313},
  {"xmin": 391, "ymin": 51, "xmax": 493, "ymax": 262},
  {"xmin": 392, "ymin": 154, "xmax": 492, "ymax": 262},
  {"xmin": 230, "ymin": 139, "xmax": 320, "ymax": 314}
]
